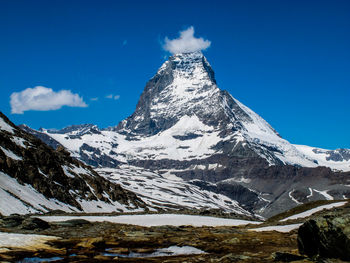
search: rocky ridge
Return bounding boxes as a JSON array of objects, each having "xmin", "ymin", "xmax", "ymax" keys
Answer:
[
  {"xmin": 0, "ymin": 112, "xmax": 146, "ymax": 215},
  {"xmin": 2, "ymin": 112, "xmax": 253, "ymax": 217}
]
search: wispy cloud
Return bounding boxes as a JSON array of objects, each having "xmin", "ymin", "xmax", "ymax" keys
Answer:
[
  {"xmin": 105, "ymin": 94, "xmax": 120, "ymax": 100},
  {"xmin": 163, "ymin": 26, "xmax": 211, "ymax": 54},
  {"xmin": 10, "ymin": 86, "xmax": 87, "ymax": 114},
  {"xmin": 90, "ymin": 97, "xmax": 99, "ymax": 101}
]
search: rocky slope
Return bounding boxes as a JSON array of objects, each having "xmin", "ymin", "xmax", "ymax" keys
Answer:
[
  {"xmin": 22, "ymin": 52, "xmax": 350, "ymax": 217},
  {"xmin": 2, "ymin": 112, "xmax": 253, "ymax": 217},
  {"xmin": 0, "ymin": 112, "xmax": 146, "ymax": 215},
  {"xmin": 2, "ymin": 200, "xmax": 349, "ymax": 262}
]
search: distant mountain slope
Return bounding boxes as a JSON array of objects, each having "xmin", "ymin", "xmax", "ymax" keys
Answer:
[
  {"xmin": 96, "ymin": 165, "xmax": 252, "ymax": 217},
  {"xmin": 0, "ymin": 112, "xmax": 145, "ymax": 216},
  {"xmin": 2, "ymin": 112, "xmax": 254, "ymax": 217}
]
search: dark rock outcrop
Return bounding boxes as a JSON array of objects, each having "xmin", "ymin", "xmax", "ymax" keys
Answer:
[
  {"xmin": 298, "ymin": 214, "xmax": 350, "ymax": 260},
  {"xmin": 21, "ymin": 217, "xmax": 50, "ymax": 230}
]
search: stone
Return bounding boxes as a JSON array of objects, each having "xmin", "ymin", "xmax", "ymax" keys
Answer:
[
  {"xmin": 21, "ymin": 217, "xmax": 50, "ymax": 230},
  {"xmin": 1, "ymin": 214, "xmax": 25, "ymax": 228},
  {"xmin": 106, "ymin": 247, "xmax": 129, "ymax": 254},
  {"xmin": 272, "ymin": 252, "xmax": 305, "ymax": 262},
  {"xmin": 54, "ymin": 219, "xmax": 90, "ymax": 227},
  {"xmin": 298, "ymin": 214, "xmax": 350, "ymax": 260},
  {"xmin": 77, "ymin": 237, "xmax": 105, "ymax": 249},
  {"xmin": 93, "ymin": 255, "xmax": 111, "ymax": 260}
]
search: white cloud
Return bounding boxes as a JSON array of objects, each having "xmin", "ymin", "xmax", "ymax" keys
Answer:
[
  {"xmin": 10, "ymin": 86, "xmax": 87, "ymax": 114},
  {"xmin": 163, "ymin": 26, "xmax": 211, "ymax": 54},
  {"xmin": 106, "ymin": 94, "xmax": 120, "ymax": 100},
  {"xmin": 90, "ymin": 97, "xmax": 99, "ymax": 101}
]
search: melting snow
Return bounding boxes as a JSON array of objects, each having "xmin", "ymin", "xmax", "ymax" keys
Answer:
[
  {"xmin": 0, "ymin": 232, "xmax": 59, "ymax": 250},
  {"xmin": 104, "ymin": 246, "xmax": 206, "ymax": 258},
  {"xmin": 0, "ymin": 146, "xmax": 22, "ymax": 161},
  {"xmin": 38, "ymin": 214, "xmax": 261, "ymax": 227},
  {"xmin": 313, "ymin": 189, "xmax": 334, "ymax": 200},
  {"xmin": 0, "ymin": 171, "xmax": 78, "ymax": 215},
  {"xmin": 288, "ymin": 190, "xmax": 302, "ymax": 205},
  {"xmin": 250, "ymin": 223, "xmax": 302, "ymax": 233},
  {"xmin": 98, "ymin": 166, "xmax": 251, "ymax": 215},
  {"xmin": 280, "ymin": 201, "xmax": 347, "ymax": 222},
  {"xmin": 11, "ymin": 136, "xmax": 28, "ymax": 148},
  {"xmin": 61, "ymin": 165, "xmax": 76, "ymax": 178},
  {"xmin": 0, "ymin": 118, "xmax": 14, "ymax": 134}
]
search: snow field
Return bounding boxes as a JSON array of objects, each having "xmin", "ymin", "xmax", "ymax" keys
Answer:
[
  {"xmin": 249, "ymin": 223, "xmax": 302, "ymax": 233},
  {"xmin": 38, "ymin": 214, "xmax": 261, "ymax": 227}
]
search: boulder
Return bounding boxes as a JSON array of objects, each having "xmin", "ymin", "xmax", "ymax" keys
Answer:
[
  {"xmin": 21, "ymin": 217, "xmax": 50, "ymax": 230},
  {"xmin": 298, "ymin": 214, "xmax": 350, "ymax": 260}
]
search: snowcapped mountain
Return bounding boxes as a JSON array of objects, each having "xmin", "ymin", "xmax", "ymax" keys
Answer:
[
  {"xmin": 30, "ymin": 51, "xmax": 350, "ymax": 172},
  {"xmin": 22, "ymin": 51, "xmax": 350, "ymax": 217},
  {"xmin": 1, "ymin": 112, "xmax": 253, "ymax": 217}
]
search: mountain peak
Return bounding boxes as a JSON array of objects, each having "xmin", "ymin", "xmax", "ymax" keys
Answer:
[
  {"xmin": 171, "ymin": 51, "xmax": 204, "ymax": 61},
  {"xmin": 45, "ymin": 124, "xmax": 101, "ymax": 137},
  {"xmin": 117, "ymin": 52, "xmax": 220, "ymax": 135}
]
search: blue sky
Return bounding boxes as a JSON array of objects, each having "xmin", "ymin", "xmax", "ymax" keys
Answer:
[{"xmin": 0, "ymin": 0, "xmax": 349, "ymax": 149}]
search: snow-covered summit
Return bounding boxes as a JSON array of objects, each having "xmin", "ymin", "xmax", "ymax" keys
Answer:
[
  {"xmin": 113, "ymin": 52, "xmax": 321, "ymax": 167},
  {"xmin": 26, "ymin": 52, "xmax": 350, "ymax": 172},
  {"xmin": 19, "ymin": 54, "xmax": 350, "ymax": 217}
]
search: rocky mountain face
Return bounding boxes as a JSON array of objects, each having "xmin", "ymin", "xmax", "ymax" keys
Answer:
[
  {"xmin": 2, "ymin": 112, "xmax": 252, "ymax": 217},
  {"xmin": 22, "ymin": 52, "xmax": 350, "ymax": 218},
  {"xmin": 0, "ymin": 112, "xmax": 146, "ymax": 216}
]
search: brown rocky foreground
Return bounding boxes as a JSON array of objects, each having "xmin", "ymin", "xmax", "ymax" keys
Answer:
[
  {"xmin": 0, "ymin": 215, "xmax": 305, "ymax": 263},
  {"xmin": 1, "ymin": 200, "xmax": 350, "ymax": 263}
]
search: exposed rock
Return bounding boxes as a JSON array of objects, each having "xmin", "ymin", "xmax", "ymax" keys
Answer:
[
  {"xmin": 273, "ymin": 252, "xmax": 305, "ymax": 262},
  {"xmin": 51, "ymin": 219, "xmax": 91, "ymax": 227},
  {"xmin": 0, "ymin": 219, "xmax": 303, "ymax": 262},
  {"xmin": 0, "ymin": 214, "xmax": 25, "ymax": 228},
  {"xmin": 298, "ymin": 214, "xmax": 350, "ymax": 260},
  {"xmin": 20, "ymin": 217, "xmax": 50, "ymax": 230},
  {"xmin": 0, "ymin": 111, "xmax": 146, "ymax": 215},
  {"xmin": 76, "ymin": 237, "xmax": 105, "ymax": 249}
]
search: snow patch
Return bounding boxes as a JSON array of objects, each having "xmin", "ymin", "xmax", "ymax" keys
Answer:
[
  {"xmin": 0, "ymin": 117, "xmax": 14, "ymax": 134},
  {"xmin": 250, "ymin": 223, "xmax": 302, "ymax": 233},
  {"xmin": 0, "ymin": 232, "xmax": 59, "ymax": 250},
  {"xmin": 280, "ymin": 201, "xmax": 347, "ymax": 222},
  {"xmin": 0, "ymin": 171, "xmax": 78, "ymax": 215},
  {"xmin": 288, "ymin": 189, "xmax": 302, "ymax": 205},
  {"xmin": 0, "ymin": 146, "xmax": 22, "ymax": 161},
  {"xmin": 97, "ymin": 166, "xmax": 251, "ymax": 216},
  {"xmin": 294, "ymin": 144, "xmax": 350, "ymax": 172},
  {"xmin": 11, "ymin": 136, "xmax": 28, "ymax": 148},
  {"xmin": 39, "ymin": 214, "xmax": 261, "ymax": 227},
  {"xmin": 313, "ymin": 189, "xmax": 334, "ymax": 200}
]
